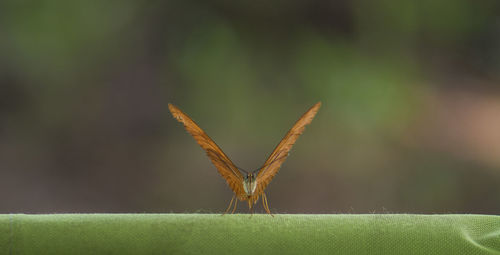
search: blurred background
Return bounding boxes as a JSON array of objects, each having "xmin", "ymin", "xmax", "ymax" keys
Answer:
[{"xmin": 1, "ymin": 1, "xmax": 500, "ymax": 214}]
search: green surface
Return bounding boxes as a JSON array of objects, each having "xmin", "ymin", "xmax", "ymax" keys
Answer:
[{"xmin": 1, "ymin": 214, "xmax": 500, "ymax": 254}]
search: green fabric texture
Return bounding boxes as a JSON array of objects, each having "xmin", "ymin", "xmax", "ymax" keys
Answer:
[{"xmin": 1, "ymin": 214, "xmax": 500, "ymax": 254}]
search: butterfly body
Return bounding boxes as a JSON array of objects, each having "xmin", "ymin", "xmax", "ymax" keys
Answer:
[
  {"xmin": 243, "ymin": 173, "xmax": 257, "ymax": 196},
  {"xmin": 168, "ymin": 102, "xmax": 321, "ymax": 216}
]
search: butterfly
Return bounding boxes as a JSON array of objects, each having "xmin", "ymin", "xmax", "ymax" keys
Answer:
[{"xmin": 168, "ymin": 102, "xmax": 321, "ymax": 216}]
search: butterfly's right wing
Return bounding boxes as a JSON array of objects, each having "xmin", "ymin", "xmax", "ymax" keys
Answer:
[
  {"xmin": 168, "ymin": 104, "xmax": 245, "ymax": 198},
  {"xmin": 255, "ymin": 102, "xmax": 321, "ymax": 196}
]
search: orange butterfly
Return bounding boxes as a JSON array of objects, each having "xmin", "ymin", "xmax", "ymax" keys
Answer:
[{"xmin": 168, "ymin": 102, "xmax": 321, "ymax": 216}]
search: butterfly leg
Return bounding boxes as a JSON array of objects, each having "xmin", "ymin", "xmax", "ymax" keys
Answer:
[
  {"xmin": 231, "ymin": 198, "xmax": 238, "ymax": 214},
  {"xmin": 223, "ymin": 195, "xmax": 236, "ymax": 215},
  {"xmin": 247, "ymin": 199, "xmax": 255, "ymax": 217},
  {"xmin": 262, "ymin": 193, "xmax": 274, "ymax": 217}
]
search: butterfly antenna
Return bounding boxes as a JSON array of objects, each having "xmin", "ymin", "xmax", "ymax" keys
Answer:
[
  {"xmin": 253, "ymin": 151, "xmax": 288, "ymax": 174},
  {"xmin": 236, "ymin": 165, "xmax": 249, "ymax": 174}
]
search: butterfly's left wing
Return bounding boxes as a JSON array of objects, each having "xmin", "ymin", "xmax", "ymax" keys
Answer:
[
  {"xmin": 168, "ymin": 103, "xmax": 246, "ymax": 198},
  {"xmin": 255, "ymin": 102, "xmax": 321, "ymax": 196}
]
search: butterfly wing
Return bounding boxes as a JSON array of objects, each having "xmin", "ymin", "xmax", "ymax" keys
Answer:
[
  {"xmin": 255, "ymin": 102, "xmax": 321, "ymax": 196},
  {"xmin": 168, "ymin": 103, "xmax": 245, "ymax": 198}
]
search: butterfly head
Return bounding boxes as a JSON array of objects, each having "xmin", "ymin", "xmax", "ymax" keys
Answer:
[{"xmin": 243, "ymin": 173, "xmax": 257, "ymax": 196}]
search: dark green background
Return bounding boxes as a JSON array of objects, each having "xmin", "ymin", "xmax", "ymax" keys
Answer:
[{"xmin": 1, "ymin": 1, "xmax": 500, "ymax": 214}]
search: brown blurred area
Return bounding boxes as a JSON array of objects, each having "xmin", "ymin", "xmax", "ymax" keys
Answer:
[{"xmin": 1, "ymin": 0, "xmax": 500, "ymax": 214}]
